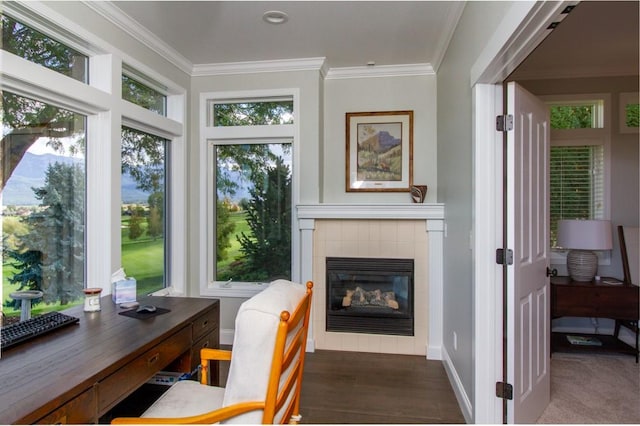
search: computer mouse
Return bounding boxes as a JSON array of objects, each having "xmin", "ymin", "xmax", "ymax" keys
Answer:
[{"xmin": 136, "ymin": 304, "xmax": 157, "ymax": 313}]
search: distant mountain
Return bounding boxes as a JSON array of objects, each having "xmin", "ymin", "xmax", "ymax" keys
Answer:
[
  {"xmin": 2, "ymin": 152, "xmax": 151, "ymax": 206},
  {"xmin": 358, "ymin": 130, "xmax": 401, "ymax": 153}
]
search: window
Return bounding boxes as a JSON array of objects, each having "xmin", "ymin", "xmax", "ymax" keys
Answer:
[
  {"xmin": 212, "ymin": 101, "xmax": 293, "ymax": 126},
  {"xmin": 550, "ymin": 145, "xmax": 604, "ymax": 247},
  {"xmin": 121, "ymin": 127, "xmax": 168, "ymax": 297},
  {"xmin": 201, "ymin": 93, "xmax": 298, "ymax": 296},
  {"xmin": 2, "ymin": 91, "xmax": 87, "ymax": 317},
  {"xmin": 2, "ymin": 2, "xmax": 187, "ymax": 318},
  {"xmin": 215, "ymin": 142, "xmax": 292, "ymax": 282},
  {"xmin": 619, "ymin": 92, "xmax": 639, "ymax": 133},
  {"xmin": 1, "ymin": 14, "xmax": 88, "ymax": 83},
  {"xmin": 122, "ymin": 72, "xmax": 167, "ymax": 116},
  {"xmin": 546, "ymin": 95, "xmax": 610, "ymax": 261}
]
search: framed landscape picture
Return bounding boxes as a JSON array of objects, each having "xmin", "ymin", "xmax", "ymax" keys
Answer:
[{"xmin": 346, "ymin": 110, "xmax": 413, "ymax": 192}]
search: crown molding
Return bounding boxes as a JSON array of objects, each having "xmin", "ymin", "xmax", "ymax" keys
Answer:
[
  {"xmin": 84, "ymin": 1, "xmax": 193, "ymax": 75},
  {"xmin": 509, "ymin": 67, "xmax": 639, "ymax": 81},
  {"xmin": 431, "ymin": 1, "xmax": 466, "ymax": 73},
  {"xmin": 192, "ymin": 57, "xmax": 327, "ymax": 77},
  {"xmin": 325, "ymin": 63, "xmax": 435, "ymax": 80}
]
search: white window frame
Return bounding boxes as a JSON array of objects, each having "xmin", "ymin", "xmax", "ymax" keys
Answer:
[
  {"xmin": 199, "ymin": 89, "xmax": 300, "ymax": 298},
  {"xmin": 1, "ymin": 2, "xmax": 187, "ymax": 296},
  {"xmin": 544, "ymin": 93, "xmax": 612, "ymax": 266}
]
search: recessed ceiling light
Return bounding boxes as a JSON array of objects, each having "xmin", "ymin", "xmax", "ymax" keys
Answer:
[{"xmin": 263, "ymin": 10, "xmax": 289, "ymax": 25}]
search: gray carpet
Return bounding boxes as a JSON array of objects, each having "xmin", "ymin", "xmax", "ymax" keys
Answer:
[{"xmin": 537, "ymin": 352, "xmax": 640, "ymax": 424}]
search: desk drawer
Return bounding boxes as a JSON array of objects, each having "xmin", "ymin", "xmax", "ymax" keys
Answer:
[
  {"xmin": 193, "ymin": 306, "xmax": 219, "ymax": 342},
  {"xmin": 98, "ymin": 326, "xmax": 191, "ymax": 414},
  {"xmin": 553, "ymin": 285, "xmax": 639, "ymax": 319},
  {"xmin": 192, "ymin": 329, "xmax": 220, "ymax": 371},
  {"xmin": 36, "ymin": 387, "xmax": 95, "ymax": 424}
]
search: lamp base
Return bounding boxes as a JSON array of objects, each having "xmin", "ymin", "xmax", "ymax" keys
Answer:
[{"xmin": 567, "ymin": 249, "xmax": 598, "ymax": 282}]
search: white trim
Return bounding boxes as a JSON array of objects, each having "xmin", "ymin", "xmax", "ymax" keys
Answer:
[
  {"xmin": 199, "ymin": 89, "xmax": 301, "ymax": 298},
  {"xmin": 297, "ymin": 203, "xmax": 445, "ymax": 220},
  {"xmin": 295, "ymin": 204, "xmax": 445, "ymax": 360},
  {"xmin": 2, "ymin": 4, "xmax": 188, "ymax": 298},
  {"xmin": 325, "ymin": 63, "xmax": 434, "ymax": 80},
  {"xmin": 470, "ymin": 2, "xmax": 581, "ymax": 423},
  {"xmin": 470, "ymin": 1, "xmax": 576, "ymax": 86},
  {"xmin": 442, "ymin": 346, "xmax": 473, "ymax": 424},
  {"xmin": 472, "ymin": 84, "xmax": 505, "ymax": 424},
  {"xmin": 431, "ymin": 2, "xmax": 466, "ymax": 73},
  {"xmin": 193, "ymin": 57, "xmax": 327, "ymax": 77},
  {"xmin": 84, "ymin": 1, "xmax": 193, "ymax": 75}
]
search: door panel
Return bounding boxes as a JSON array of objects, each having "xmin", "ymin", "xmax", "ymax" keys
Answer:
[{"xmin": 506, "ymin": 81, "xmax": 550, "ymax": 423}]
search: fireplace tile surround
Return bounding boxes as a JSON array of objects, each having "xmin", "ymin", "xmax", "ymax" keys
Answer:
[{"xmin": 297, "ymin": 204, "xmax": 445, "ymax": 359}]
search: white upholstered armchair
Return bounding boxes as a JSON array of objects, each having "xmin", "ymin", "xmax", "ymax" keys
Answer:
[{"xmin": 112, "ymin": 279, "xmax": 313, "ymax": 424}]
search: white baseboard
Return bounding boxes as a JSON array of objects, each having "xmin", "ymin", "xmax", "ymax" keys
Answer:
[
  {"xmin": 442, "ymin": 347, "xmax": 473, "ymax": 424},
  {"xmin": 220, "ymin": 328, "xmax": 234, "ymax": 346}
]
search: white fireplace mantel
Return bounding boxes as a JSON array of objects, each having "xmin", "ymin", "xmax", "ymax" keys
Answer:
[
  {"xmin": 297, "ymin": 203, "xmax": 445, "ymax": 220},
  {"xmin": 296, "ymin": 203, "xmax": 445, "ymax": 360}
]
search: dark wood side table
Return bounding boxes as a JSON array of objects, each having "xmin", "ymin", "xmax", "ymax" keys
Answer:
[{"xmin": 550, "ymin": 276, "xmax": 639, "ymax": 362}]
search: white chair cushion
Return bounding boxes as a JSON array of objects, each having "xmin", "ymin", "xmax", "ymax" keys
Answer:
[
  {"xmin": 222, "ymin": 279, "xmax": 306, "ymax": 424},
  {"xmin": 141, "ymin": 280, "xmax": 306, "ymax": 424},
  {"xmin": 142, "ymin": 380, "xmax": 225, "ymax": 418}
]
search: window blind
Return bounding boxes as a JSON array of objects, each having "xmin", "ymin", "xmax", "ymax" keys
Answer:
[{"xmin": 550, "ymin": 145, "xmax": 604, "ymax": 247}]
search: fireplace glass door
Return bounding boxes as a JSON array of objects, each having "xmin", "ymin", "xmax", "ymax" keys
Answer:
[{"xmin": 326, "ymin": 257, "xmax": 414, "ymax": 336}]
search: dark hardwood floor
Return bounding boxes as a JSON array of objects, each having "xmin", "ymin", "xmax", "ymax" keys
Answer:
[
  {"xmin": 299, "ymin": 350, "xmax": 466, "ymax": 424},
  {"xmin": 105, "ymin": 347, "xmax": 466, "ymax": 424}
]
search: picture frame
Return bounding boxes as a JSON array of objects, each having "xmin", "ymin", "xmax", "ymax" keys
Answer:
[{"xmin": 346, "ymin": 110, "xmax": 413, "ymax": 192}]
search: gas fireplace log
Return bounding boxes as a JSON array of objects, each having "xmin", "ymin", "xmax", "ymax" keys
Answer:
[{"xmin": 342, "ymin": 287, "xmax": 399, "ymax": 309}]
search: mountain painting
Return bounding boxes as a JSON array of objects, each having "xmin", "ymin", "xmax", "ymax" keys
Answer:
[{"xmin": 356, "ymin": 122, "xmax": 402, "ymax": 181}]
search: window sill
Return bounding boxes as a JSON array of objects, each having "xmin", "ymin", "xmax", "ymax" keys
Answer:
[{"xmin": 201, "ymin": 281, "xmax": 269, "ymax": 298}]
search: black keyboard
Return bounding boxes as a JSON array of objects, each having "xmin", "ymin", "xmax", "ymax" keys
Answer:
[{"xmin": 1, "ymin": 311, "xmax": 79, "ymax": 350}]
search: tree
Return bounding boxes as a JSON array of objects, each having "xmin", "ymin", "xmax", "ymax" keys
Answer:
[
  {"xmin": 1, "ymin": 15, "xmax": 85, "ymax": 190},
  {"xmin": 234, "ymin": 158, "xmax": 291, "ymax": 281},
  {"xmin": 128, "ymin": 207, "xmax": 144, "ymax": 240},
  {"xmin": 147, "ymin": 192, "xmax": 164, "ymax": 239},
  {"xmin": 17, "ymin": 162, "xmax": 85, "ymax": 305},
  {"xmin": 216, "ymin": 199, "xmax": 236, "ymax": 262},
  {"xmin": 3, "ymin": 249, "xmax": 43, "ymax": 310}
]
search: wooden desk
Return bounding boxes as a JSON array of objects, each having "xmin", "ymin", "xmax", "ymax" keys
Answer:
[
  {"xmin": 550, "ymin": 276, "xmax": 639, "ymax": 361},
  {"xmin": 0, "ymin": 295, "xmax": 219, "ymax": 424}
]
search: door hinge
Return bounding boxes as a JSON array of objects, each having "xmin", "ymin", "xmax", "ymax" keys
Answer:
[
  {"xmin": 496, "ymin": 248, "xmax": 513, "ymax": 265},
  {"xmin": 496, "ymin": 381, "xmax": 513, "ymax": 400},
  {"xmin": 496, "ymin": 114, "xmax": 513, "ymax": 132}
]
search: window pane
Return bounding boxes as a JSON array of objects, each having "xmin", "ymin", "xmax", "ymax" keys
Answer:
[
  {"xmin": 121, "ymin": 127, "xmax": 167, "ymax": 296},
  {"xmin": 212, "ymin": 101, "xmax": 294, "ymax": 126},
  {"xmin": 2, "ymin": 91, "xmax": 86, "ymax": 320},
  {"xmin": 215, "ymin": 143, "xmax": 292, "ymax": 282},
  {"xmin": 550, "ymin": 145, "xmax": 604, "ymax": 247},
  {"xmin": 1, "ymin": 14, "xmax": 88, "ymax": 83},
  {"xmin": 625, "ymin": 103, "xmax": 639, "ymax": 128},
  {"xmin": 122, "ymin": 74, "xmax": 167, "ymax": 116},
  {"xmin": 550, "ymin": 105, "xmax": 593, "ymax": 129}
]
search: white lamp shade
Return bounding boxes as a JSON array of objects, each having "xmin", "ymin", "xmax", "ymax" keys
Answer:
[{"xmin": 557, "ymin": 219, "xmax": 613, "ymax": 250}]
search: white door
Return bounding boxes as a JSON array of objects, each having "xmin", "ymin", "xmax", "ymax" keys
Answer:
[{"xmin": 506, "ymin": 82, "xmax": 551, "ymax": 423}]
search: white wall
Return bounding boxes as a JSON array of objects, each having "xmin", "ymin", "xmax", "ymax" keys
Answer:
[
  {"xmin": 436, "ymin": 1, "xmax": 516, "ymax": 419},
  {"xmin": 323, "ymin": 74, "xmax": 438, "ymax": 203}
]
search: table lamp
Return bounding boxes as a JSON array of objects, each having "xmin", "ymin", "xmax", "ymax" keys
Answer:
[{"xmin": 557, "ymin": 219, "xmax": 612, "ymax": 282}]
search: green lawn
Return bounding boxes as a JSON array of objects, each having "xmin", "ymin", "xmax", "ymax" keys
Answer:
[
  {"xmin": 2, "ymin": 211, "xmax": 250, "ymax": 317},
  {"xmin": 216, "ymin": 211, "xmax": 250, "ymax": 279}
]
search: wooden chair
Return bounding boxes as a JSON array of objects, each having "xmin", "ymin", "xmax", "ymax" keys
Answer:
[
  {"xmin": 112, "ymin": 280, "xmax": 313, "ymax": 424},
  {"xmin": 614, "ymin": 225, "xmax": 639, "ymax": 362}
]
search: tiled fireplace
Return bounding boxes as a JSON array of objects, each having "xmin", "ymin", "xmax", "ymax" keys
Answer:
[{"xmin": 297, "ymin": 204, "xmax": 445, "ymax": 359}]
